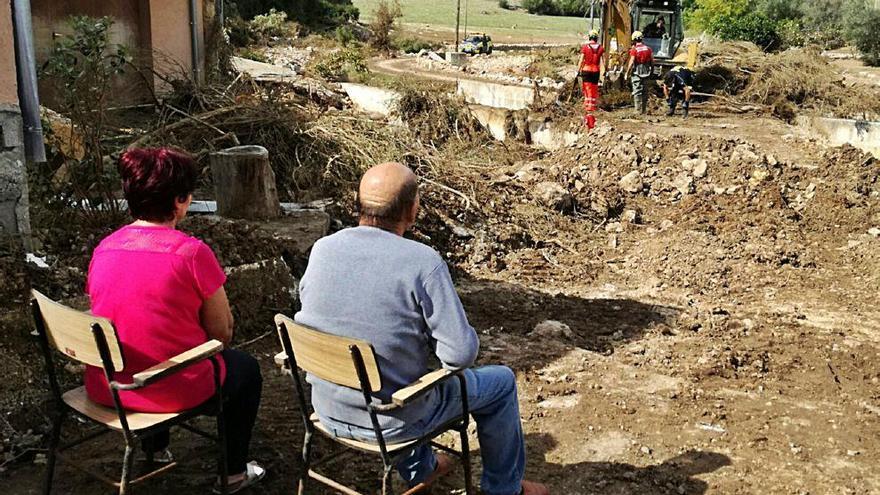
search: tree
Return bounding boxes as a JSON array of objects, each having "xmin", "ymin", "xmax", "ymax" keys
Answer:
[
  {"xmin": 686, "ymin": 0, "xmax": 750, "ymax": 31},
  {"xmin": 844, "ymin": 0, "xmax": 880, "ymax": 65},
  {"xmin": 369, "ymin": 0, "xmax": 402, "ymax": 52}
]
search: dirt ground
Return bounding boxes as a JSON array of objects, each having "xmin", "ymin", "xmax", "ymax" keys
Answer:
[{"xmin": 1, "ymin": 49, "xmax": 879, "ymax": 494}]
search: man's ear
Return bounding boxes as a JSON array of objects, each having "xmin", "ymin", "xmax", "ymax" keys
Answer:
[{"xmin": 408, "ymin": 195, "xmax": 420, "ymax": 224}]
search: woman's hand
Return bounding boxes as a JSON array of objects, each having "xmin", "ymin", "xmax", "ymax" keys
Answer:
[{"xmin": 201, "ymin": 286, "xmax": 234, "ymax": 345}]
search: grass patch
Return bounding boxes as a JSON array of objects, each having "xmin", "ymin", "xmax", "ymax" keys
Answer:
[{"xmin": 352, "ymin": 0, "xmax": 588, "ymax": 43}]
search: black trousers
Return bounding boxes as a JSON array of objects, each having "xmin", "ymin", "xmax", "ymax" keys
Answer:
[{"xmin": 141, "ymin": 349, "xmax": 263, "ymax": 474}]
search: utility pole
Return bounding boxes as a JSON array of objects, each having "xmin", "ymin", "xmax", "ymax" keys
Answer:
[{"xmin": 455, "ymin": 0, "xmax": 461, "ymax": 52}]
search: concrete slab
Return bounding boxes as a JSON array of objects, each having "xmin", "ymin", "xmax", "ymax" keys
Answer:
[
  {"xmin": 528, "ymin": 118, "xmax": 582, "ymax": 151},
  {"xmin": 801, "ymin": 117, "xmax": 880, "ymax": 158},
  {"xmin": 457, "ymin": 79, "xmax": 535, "ymax": 111},
  {"xmin": 340, "ymin": 83, "xmax": 402, "ymax": 118},
  {"xmin": 232, "ymin": 56, "xmax": 299, "ymax": 82},
  {"xmin": 468, "ymin": 105, "xmax": 513, "ymax": 141}
]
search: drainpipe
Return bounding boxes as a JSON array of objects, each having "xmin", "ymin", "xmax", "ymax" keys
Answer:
[
  {"xmin": 189, "ymin": 0, "xmax": 202, "ymax": 84},
  {"xmin": 11, "ymin": 0, "xmax": 46, "ymax": 163}
]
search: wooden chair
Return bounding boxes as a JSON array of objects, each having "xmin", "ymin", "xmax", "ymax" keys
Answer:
[
  {"xmin": 30, "ymin": 289, "xmax": 230, "ymax": 494},
  {"xmin": 274, "ymin": 314, "xmax": 475, "ymax": 495}
]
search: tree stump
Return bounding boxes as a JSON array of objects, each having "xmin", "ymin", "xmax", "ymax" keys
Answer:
[{"xmin": 210, "ymin": 145, "xmax": 281, "ymax": 220}]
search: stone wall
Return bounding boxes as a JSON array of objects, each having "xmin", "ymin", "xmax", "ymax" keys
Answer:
[{"xmin": 0, "ymin": 105, "xmax": 30, "ymax": 240}]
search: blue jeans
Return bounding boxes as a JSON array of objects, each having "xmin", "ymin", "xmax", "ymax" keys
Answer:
[{"xmin": 321, "ymin": 365, "xmax": 525, "ymax": 495}]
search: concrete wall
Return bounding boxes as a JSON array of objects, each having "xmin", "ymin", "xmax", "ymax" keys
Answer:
[
  {"xmin": 0, "ymin": 5, "xmax": 18, "ymax": 105},
  {"xmin": 457, "ymin": 79, "xmax": 535, "ymax": 111},
  {"xmin": 32, "ymin": 0, "xmax": 155, "ymax": 106},
  {"xmin": 31, "ymin": 0, "xmax": 209, "ymax": 103},
  {"xmin": 802, "ymin": 117, "xmax": 880, "ymax": 158},
  {"xmin": 149, "ymin": 0, "xmax": 206, "ymax": 91}
]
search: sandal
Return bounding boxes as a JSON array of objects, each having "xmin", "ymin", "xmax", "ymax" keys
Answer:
[
  {"xmin": 138, "ymin": 448, "xmax": 174, "ymax": 464},
  {"xmin": 213, "ymin": 461, "xmax": 266, "ymax": 494}
]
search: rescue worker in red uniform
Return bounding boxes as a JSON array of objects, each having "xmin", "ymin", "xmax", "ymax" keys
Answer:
[
  {"xmin": 625, "ymin": 31, "xmax": 654, "ymax": 114},
  {"xmin": 578, "ymin": 30, "xmax": 605, "ymax": 129}
]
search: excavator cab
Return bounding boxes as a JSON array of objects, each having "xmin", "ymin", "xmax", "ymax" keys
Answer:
[{"xmin": 631, "ymin": 0, "xmax": 684, "ymax": 61}]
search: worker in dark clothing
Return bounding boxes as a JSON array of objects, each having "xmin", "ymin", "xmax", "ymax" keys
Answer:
[
  {"xmin": 643, "ymin": 16, "xmax": 667, "ymax": 38},
  {"xmin": 662, "ymin": 66, "xmax": 694, "ymax": 118}
]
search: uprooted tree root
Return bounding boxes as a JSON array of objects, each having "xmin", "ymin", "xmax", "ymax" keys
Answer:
[
  {"xmin": 698, "ymin": 43, "xmax": 880, "ymax": 121},
  {"xmin": 394, "ymin": 88, "xmax": 490, "ymax": 146}
]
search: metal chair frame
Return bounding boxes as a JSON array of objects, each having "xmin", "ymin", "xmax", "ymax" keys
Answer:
[
  {"xmin": 31, "ymin": 298, "xmax": 230, "ymax": 495},
  {"xmin": 277, "ymin": 321, "xmax": 475, "ymax": 495}
]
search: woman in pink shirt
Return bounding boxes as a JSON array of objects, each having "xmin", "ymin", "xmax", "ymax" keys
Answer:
[{"xmin": 86, "ymin": 148, "xmax": 265, "ymax": 492}]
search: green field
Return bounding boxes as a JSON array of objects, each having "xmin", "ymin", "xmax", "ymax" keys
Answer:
[{"xmin": 352, "ymin": 0, "xmax": 589, "ymax": 44}]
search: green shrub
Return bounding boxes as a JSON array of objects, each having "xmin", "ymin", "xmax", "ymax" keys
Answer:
[
  {"xmin": 707, "ymin": 11, "xmax": 781, "ymax": 50},
  {"xmin": 226, "ymin": 15, "xmax": 255, "ymax": 47},
  {"xmin": 229, "ymin": 0, "xmax": 358, "ymax": 27},
  {"xmin": 249, "ymin": 8, "xmax": 289, "ymax": 39},
  {"xmin": 310, "ymin": 47, "xmax": 368, "ymax": 81},
  {"xmin": 498, "ymin": 0, "xmax": 513, "ymax": 9},
  {"xmin": 239, "ymin": 47, "xmax": 269, "ymax": 62},
  {"xmin": 394, "ymin": 37, "xmax": 435, "ymax": 53},
  {"xmin": 521, "ymin": 0, "xmax": 590, "ymax": 15},
  {"xmin": 335, "ymin": 25, "xmax": 358, "ymax": 46},
  {"xmin": 39, "ymin": 16, "xmax": 129, "ymax": 215}
]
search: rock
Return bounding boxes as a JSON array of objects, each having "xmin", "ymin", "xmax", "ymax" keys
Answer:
[
  {"xmin": 515, "ymin": 161, "xmax": 545, "ymax": 183},
  {"xmin": 765, "ymin": 154, "xmax": 778, "ymax": 166},
  {"xmin": 640, "ymin": 446, "xmax": 653, "ymax": 455},
  {"xmin": 534, "ymin": 182, "xmax": 573, "ymax": 211},
  {"xmin": 531, "ymin": 320, "xmax": 574, "ymax": 339},
  {"xmin": 225, "ymin": 257, "xmax": 299, "ymax": 340},
  {"xmin": 693, "ymin": 160, "xmax": 709, "ymax": 178},
  {"xmin": 621, "ymin": 209, "xmax": 641, "ymax": 224},
  {"xmin": 868, "ymin": 228, "xmax": 880, "ymax": 237},
  {"xmin": 673, "ymin": 173, "xmax": 694, "ymax": 195},
  {"xmin": 659, "ymin": 219, "xmax": 674, "ymax": 231},
  {"xmin": 750, "ymin": 168, "xmax": 770, "ymax": 185},
  {"xmin": 605, "ymin": 222, "xmax": 624, "ymax": 233},
  {"xmin": 451, "ymin": 225, "xmax": 474, "ymax": 238},
  {"xmin": 619, "ymin": 171, "xmax": 643, "ymax": 193}
]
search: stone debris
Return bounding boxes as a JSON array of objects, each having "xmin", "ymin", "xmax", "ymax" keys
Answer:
[
  {"xmin": 619, "ymin": 171, "xmax": 644, "ymax": 193},
  {"xmin": 531, "ymin": 320, "xmax": 574, "ymax": 339},
  {"xmin": 534, "ymin": 181, "xmax": 573, "ymax": 211}
]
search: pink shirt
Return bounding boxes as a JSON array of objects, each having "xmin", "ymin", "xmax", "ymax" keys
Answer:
[{"xmin": 85, "ymin": 225, "xmax": 227, "ymax": 412}]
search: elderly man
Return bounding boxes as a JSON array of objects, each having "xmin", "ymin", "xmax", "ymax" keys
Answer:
[{"xmin": 295, "ymin": 163, "xmax": 548, "ymax": 495}]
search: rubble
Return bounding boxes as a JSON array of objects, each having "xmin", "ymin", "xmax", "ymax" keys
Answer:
[
  {"xmin": 619, "ymin": 171, "xmax": 644, "ymax": 193},
  {"xmin": 531, "ymin": 320, "xmax": 574, "ymax": 339}
]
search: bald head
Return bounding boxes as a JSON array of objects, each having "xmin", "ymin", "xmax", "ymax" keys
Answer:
[{"xmin": 357, "ymin": 162, "xmax": 419, "ymax": 233}]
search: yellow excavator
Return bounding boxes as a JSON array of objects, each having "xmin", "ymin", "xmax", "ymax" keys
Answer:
[{"xmin": 587, "ymin": 0, "xmax": 697, "ymax": 81}]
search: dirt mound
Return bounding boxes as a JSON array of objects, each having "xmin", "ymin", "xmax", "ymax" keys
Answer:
[{"xmin": 415, "ymin": 120, "xmax": 878, "ymax": 296}]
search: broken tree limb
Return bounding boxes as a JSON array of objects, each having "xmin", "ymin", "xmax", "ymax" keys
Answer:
[
  {"xmin": 210, "ymin": 145, "xmax": 281, "ymax": 220},
  {"xmin": 127, "ymin": 106, "xmax": 240, "ymax": 149}
]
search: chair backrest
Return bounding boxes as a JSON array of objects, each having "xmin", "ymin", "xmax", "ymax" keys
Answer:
[
  {"xmin": 275, "ymin": 314, "xmax": 381, "ymax": 393},
  {"xmin": 31, "ymin": 289, "xmax": 125, "ymax": 371}
]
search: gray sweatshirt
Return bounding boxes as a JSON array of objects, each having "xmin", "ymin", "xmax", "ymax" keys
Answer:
[{"xmin": 295, "ymin": 226, "xmax": 479, "ymax": 430}]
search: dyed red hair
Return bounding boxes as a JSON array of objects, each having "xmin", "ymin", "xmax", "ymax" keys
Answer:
[{"xmin": 118, "ymin": 148, "xmax": 197, "ymax": 222}]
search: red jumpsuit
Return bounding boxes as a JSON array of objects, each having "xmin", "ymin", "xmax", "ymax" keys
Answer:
[{"xmin": 579, "ymin": 41, "xmax": 604, "ymax": 129}]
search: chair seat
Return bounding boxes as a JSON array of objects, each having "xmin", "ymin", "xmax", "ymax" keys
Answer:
[
  {"xmin": 62, "ymin": 387, "xmax": 181, "ymax": 431},
  {"xmin": 310, "ymin": 413, "xmax": 419, "ymax": 453}
]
